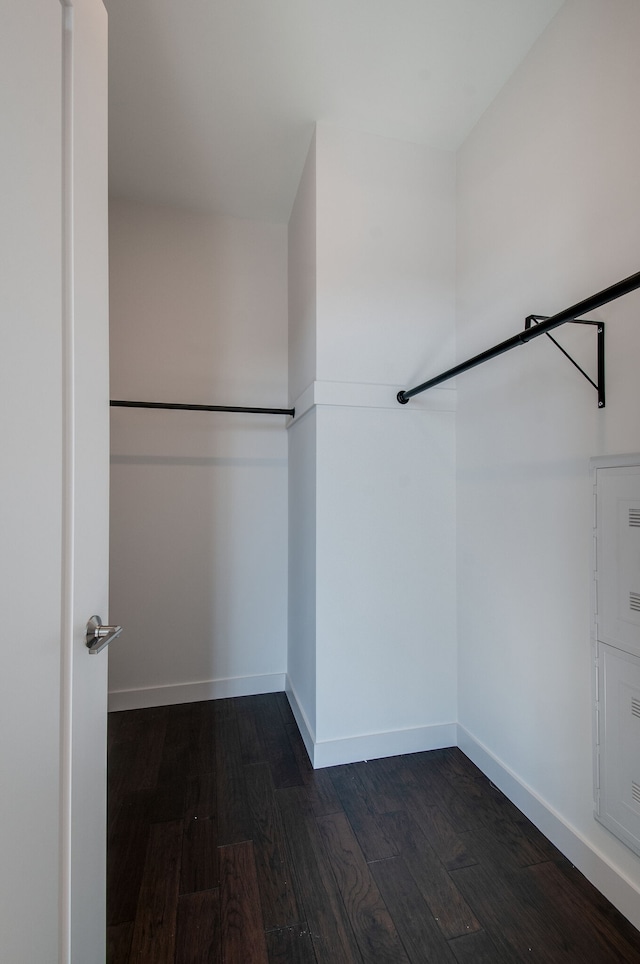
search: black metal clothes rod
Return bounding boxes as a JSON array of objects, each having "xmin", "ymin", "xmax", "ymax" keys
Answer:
[
  {"xmin": 397, "ymin": 269, "xmax": 640, "ymax": 405},
  {"xmin": 110, "ymin": 399, "xmax": 295, "ymax": 417}
]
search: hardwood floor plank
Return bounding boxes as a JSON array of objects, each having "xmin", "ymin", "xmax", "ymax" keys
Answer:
[
  {"xmin": 352, "ymin": 756, "xmax": 419, "ymax": 815},
  {"xmin": 447, "ymin": 928, "xmax": 512, "ymax": 964},
  {"xmin": 434, "ymin": 751, "xmax": 553, "ymax": 866},
  {"xmin": 180, "ymin": 817, "xmax": 219, "ymax": 895},
  {"xmin": 107, "ymin": 783, "xmax": 186, "ymax": 926},
  {"xmin": 449, "ymin": 857, "xmax": 576, "ymax": 963},
  {"xmin": 109, "ymin": 708, "xmax": 167, "ymax": 802},
  {"xmin": 115, "ymin": 704, "xmax": 167, "ymax": 735},
  {"xmin": 316, "ymin": 811, "xmax": 410, "ymax": 963},
  {"xmin": 482, "ymin": 813, "xmax": 556, "ymax": 868},
  {"xmin": 273, "ymin": 690, "xmax": 297, "ymax": 727},
  {"xmin": 215, "ymin": 712, "xmax": 252, "ymax": 845},
  {"xmin": 217, "ymin": 773, "xmax": 252, "ymax": 846},
  {"xmin": 404, "ymin": 796, "xmax": 477, "ymax": 871},
  {"xmin": 245, "ymin": 763, "xmax": 302, "ymax": 930},
  {"xmin": 110, "ymin": 706, "xmax": 167, "ymax": 752},
  {"xmin": 441, "ymin": 749, "xmax": 531, "ymax": 825},
  {"xmin": 285, "ymin": 724, "xmax": 343, "ymax": 817},
  {"xmin": 440, "ymin": 749, "xmax": 562, "ymax": 861},
  {"xmin": 213, "ymin": 697, "xmax": 237, "ymax": 722},
  {"xmin": 129, "ymin": 820, "xmax": 183, "ymax": 964},
  {"xmin": 550, "ymin": 855, "xmax": 640, "ymax": 947},
  {"xmin": 136, "ymin": 784, "xmax": 188, "ymax": 824},
  {"xmin": 194, "ymin": 700, "xmax": 217, "ymax": 775},
  {"xmin": 219, "ymin": 841, "xmax": 269, "ymax": 964},
  {"xmin": 107, "ymin": 922, "xmax": 134, "ymax": 964},
  {"xmin": 156, "ymin": 703, "xmax": 198, "ymax": 786},
  {"xmin": 108, "ymin": 709, "xmax": 127, "ymax": 753},
  {"xmin": 452, "ymin": 828, "xmax": 604, "ymax": 961},
  {"xmin": 107, "ymin": 792, "xmax": 153, "ymax": 926},
  {"xmin": 276, "ymin": 787, "xmax": 364, "ymax": 963},
  {"xmin": 184, "ymin": 771, "xmax": 217, "ymax": 821},
  {"xmin": 329, "ymin": 767, "xmax": 397, "ymax": 861},
  {"xmin": 254, "ymin": 693, "xmax": 305, "ymax": 789},
  {"xmin": 405, "ymin": 752, "xmax": 484, "ymax": 834},
  {"xmin": 509, "ymin": 810, "xmax": 565, "ymax": 862},
  {"xmin": 175, "ymin": 889, "xmax": 221, "ymax": 964},
  {"xmin": 369, "ymin": 857, "xmax": 457, "ymax": 964},
  {"xmin": 236, "ymin": 697, "xmax": 264, "ymax": 766},
  {"xmin": 380, "ymin": 810, "xmax": 480, "ymax": 940},
  {"xmin": 460, "ymin": 821, "xmax": 550, "ymax": 878},
  {"xmin": 107, "ymin": 741, "xmax": 140, "ymax": 825},
  {"xmin": 526, "ymin": 860, "xmax": 640, "ymax": 962},
  {"xmin": 266, "ymin": 924, "xmax": 318, "ymax": 964}
]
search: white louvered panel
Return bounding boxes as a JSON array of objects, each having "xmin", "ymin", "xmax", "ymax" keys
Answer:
[
  {"xmin": 596, "ymin": 643, "xmax": 640, "ymax": 855},
  {"xmin": 593, "ymin": 462, "xmax": 640, "ymax": 855},
  {"xmin": 595, "ymin": 467, "xmax": 640, "ymax": 656}
]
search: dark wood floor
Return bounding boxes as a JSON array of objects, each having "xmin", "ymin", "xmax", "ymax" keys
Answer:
[{"xmin": 107, "ymin": 693, "xmax": 640, "ymax": 963}]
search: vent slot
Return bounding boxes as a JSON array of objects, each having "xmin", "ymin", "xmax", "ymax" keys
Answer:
[
  {"xmin": 630, "ymin": 509, "xmax": 640, "ymax": 527},
  {"xmin": 633, "ymin": 782, "xmax": 640, "ymax": 807},
  {"xmin": 631, "ymin": 592, "xmax": 640, "ymax": 613},
  {"xmin": 633, "ymin": 697, "xmax": 640, "ymax": 719}
]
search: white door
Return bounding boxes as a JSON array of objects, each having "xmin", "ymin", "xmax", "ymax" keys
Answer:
[{"xmin": 0, "ymin": 1, "xmax": 109, "ymax": 961}]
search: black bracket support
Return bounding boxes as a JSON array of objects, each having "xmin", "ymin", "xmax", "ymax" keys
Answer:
[
  {"xmin": 396, "ymin": 268, "xmax": 637, "ymax": 408},
  {"xmin": 524, "ymin": 315, "xmax": 605, "ymax": 408}
]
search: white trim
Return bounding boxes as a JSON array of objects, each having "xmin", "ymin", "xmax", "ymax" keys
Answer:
[
  {"xmin": 285, "ymin": 676, "xmax": 456, "ymax": 768},
  {"xmin": 59, "ymin": 8, "xmax": 75, "ymax": 961},
  {"xmin": 301, "ymin": 721, "xmax": 457, "ymax": 769},
  {"xmin": 284, "ymin": 680, "xmax": 316, "ymax": 764},
  {"xmin": 291, "ymin": 382, "xmax": 316, "ymax": 422},
  {"xmin": 590, "ymin": 452, "xmax": 640, "ymax": 475},
  {"xmin": 108, "ymin": 672, "xmax": 287, "ymax": 712},
  {"xmin": 458, "ymin": 725, "xmax": 640, "ymax": 932},
  {"xmin": 312, "ymin": 722, "xmax": 456, "ymax": 768},
  {"xmin": 290, "ymin": 379, "xmax": 456, "ymax": 423},
  {"xmin": 252, "ymin": 678, "xmax": 460, "ymax": 769}
]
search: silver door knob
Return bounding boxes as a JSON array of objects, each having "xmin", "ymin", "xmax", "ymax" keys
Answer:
[{"xmin": 86, "ymin": 615, "xmax": 123, "ymax": 655}]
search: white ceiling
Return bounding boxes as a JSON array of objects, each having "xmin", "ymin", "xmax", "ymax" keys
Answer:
[{"xmin": 105, "ymin": 0, "xmax": 564, "ymax": 222}]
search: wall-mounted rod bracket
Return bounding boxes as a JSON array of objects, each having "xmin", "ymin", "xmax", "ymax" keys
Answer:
[
  {"xmin": 524, "ymin": 315, "xmax": 605, "ymax": 408},
  {"xmin": 397, "ymin": 268, "xmax": 640, "ymax": 407}
]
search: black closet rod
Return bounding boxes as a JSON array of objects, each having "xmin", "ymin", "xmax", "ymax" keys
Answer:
[
  {"xmin": 397, "ymin": 269, "xmax": 640, "ymax": 404},
  {"xmin": 110, "ymin": 399, "xmax": 295, "ymax": 417}
]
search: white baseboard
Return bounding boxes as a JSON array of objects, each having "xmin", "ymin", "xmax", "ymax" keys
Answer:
[
  {"xmin": 108, "ymin": 672, "xmax": 287, "ymax": 712},
  {"xmin": 312, "ymin": 722, "xmax": 457, "ymax": 769},
  {"xmin": 284, "ymin": 681, "xmax": 316, "ymax": 765},
  {"xmin": 285, "ymin": 680, "xmax": 456, "ymax": 768},
  {"xmin": 457, "ymin": 724, "xmax": 640, "ymax": 932}
]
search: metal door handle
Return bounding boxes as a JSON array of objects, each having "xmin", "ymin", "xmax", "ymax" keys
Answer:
[{"xmin": 86, "ymin": 615, "xmax": 123, "ymax": 655}]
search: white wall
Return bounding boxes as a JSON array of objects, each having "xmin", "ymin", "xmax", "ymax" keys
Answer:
[
  {"xmin": 288, "ymin": 125, "xmax": 458, "ymax": 766},
  {"xmin": 109, "ymin": 200, "xmax": 289, "ymax": 708},
  {"xmin": 288, "ymin": 130, "xmax": 317, "ymax": 407},
  {"xmin": 316, "ymin": 124, "xmax": 456, "ymax": 388},
  {"xmin": 315, "ymin": 403, "xmax": 456, "ymax": 752},
  {"xmin": 456, "ymin": 0, "xmax": 640, "ymax": 925}
]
